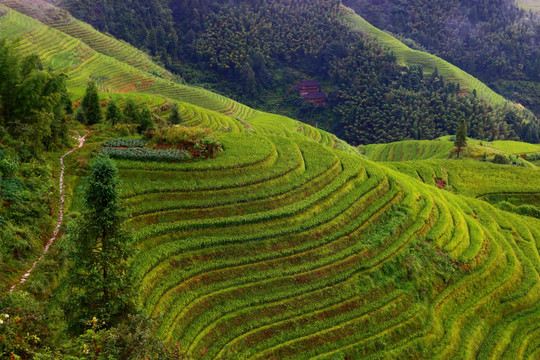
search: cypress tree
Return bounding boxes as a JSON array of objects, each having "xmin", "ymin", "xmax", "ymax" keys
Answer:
[
  {"xmin": 123, "ymin": 98, "xmax": 139, "ymax": 124},
  {"xmin": 137, "ymin": 106, "xmax": 154, "ymax": 134},
  {"xmin": 81, "ymin": 81, "xmax": 102, "ymax": 125},
  {"xmin": 63, "ymin": 153, "xmax": 134, "ymax": 335},
  {"xmin": 455, "ymin": 119, "xmax": 467, "ymax": 157},
  {"xmin": 169, "ymin": 103, "xmax": 182, "ymax": 125},
  {"xmin": 105, "ymin": 99, "xmax": 123, "ymax": 126}
]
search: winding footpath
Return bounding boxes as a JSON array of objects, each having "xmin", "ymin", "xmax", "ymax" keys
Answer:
[{"xmin": 10, "ymin": 131, "xmax": 89, "ymax": 293}]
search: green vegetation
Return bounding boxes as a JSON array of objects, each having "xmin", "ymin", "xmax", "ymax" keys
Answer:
[
  {"xmin": 63, "ymin": 153, "xmax": 135, "ymax": 334},
  {"xmin": 455, "ymin": 119, "xmax": 468, "ymax": 157},
  {"xmin": 116, "ymin": 132, "xmax": 539, "ymax": 359},
  {"xmin": 361, "ymin": 139, "xmax": 454, "ymax": 161},
  {"xmin": 43, "ymin": 0, "xmax": 538, "ymax": 145},
  {"xmin": 0, "ymin": 1, "xmax": 538, "ymax": 359},
  {"xmin": 0, "ymin": 5, "xmax": 256, "ymax": 124},
  {"xmin": 344, "ymin": 0, "xmax": 540, "ymax": 126},
  {"xmin": 341, "ymin": 7, "xmax": 507, "ymax": 107},
  {"xmin": 488, "ymin": 141, "xmax": 540, "ymax": 154},
  {"xmin": 79, "ymin": 81, "xmax": 102, "ymax": 125}
]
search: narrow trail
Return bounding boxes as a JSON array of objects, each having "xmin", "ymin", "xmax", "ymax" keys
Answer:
[{"xmin": 10, "ymin": 131, "xmax": 89, "ymax": 293}]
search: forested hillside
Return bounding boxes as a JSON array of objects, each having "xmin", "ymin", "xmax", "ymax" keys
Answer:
[
  {"xmin": 48, "ymin": 0, "xmax": 539, "ymax": 145},
  {"xmin": 344, "ymin": 0, "xmax": 540, "ymax": 118},
  {"xmin": 0, "ymin": 39, "xmax": 74, "ymax": 288}
]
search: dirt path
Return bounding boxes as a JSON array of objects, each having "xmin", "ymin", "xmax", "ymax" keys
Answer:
[{"xmin": 10, "ymin": 131, "xmax": 89, "ymax": 293}]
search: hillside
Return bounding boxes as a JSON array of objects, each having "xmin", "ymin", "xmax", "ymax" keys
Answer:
[
  {"xmin": 40, "ymin": 0, "xmax": 540, "ymax": 145},
  {"xmin": 344, "ymin": 0, "xmax": 540, "ymax": 125},
  {"xmin": 341, "ymin": 6, "xmax": 508, "ymax": 107},
  {"xmin": 0, "ymin": 1, "xmax": 539, "ymax": 359},
  {"xmin": 0, "ymin": 1, "xmax": 356, "ymax": 153},
  {"xmin": 112, "ymin": 131, "xmax": 540, "ymax": 359},
  {"xmin": 518, "ymin": 0, "xmax": 540, "ymax": 12}
]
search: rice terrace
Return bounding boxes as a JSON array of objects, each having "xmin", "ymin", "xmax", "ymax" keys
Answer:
[{"xmin": 0, "ymin": 0, "xmax": 539, "ymax": 359}]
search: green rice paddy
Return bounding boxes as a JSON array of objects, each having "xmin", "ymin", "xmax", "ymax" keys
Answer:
[{"xmin": 1, "ymin": 2, "xmax": 539, "ymax": 358}]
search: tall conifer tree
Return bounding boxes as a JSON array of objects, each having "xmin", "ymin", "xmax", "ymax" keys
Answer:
[
  {"xmin": 63, "ymin": 154, "xmax": 134, "ymax": 334},
  {"xmin": 81, "ymin": 81, "xmax": 102, "ymax": 125},
  {"xmin": 455, "ymin": 119, "xmax": 467, "ymax": 157}
]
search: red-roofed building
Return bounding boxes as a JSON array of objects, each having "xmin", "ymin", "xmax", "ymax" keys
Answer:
[
  {"xmin": 295, "ymin": 80, "xmax": 320, "ymax": 96},
  {"xmin": 302, "ymin": 91, "xmax": 328, "ymax": 105},
  {"xmin": 294, "ymin": 80, "xmax": 327, "ymax": 106}
]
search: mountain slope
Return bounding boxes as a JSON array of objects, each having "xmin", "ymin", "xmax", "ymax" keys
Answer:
[
  {"xmin": 0, "ymin": 1, "xmax": 539, "ymax": 359},
  {"xmin": 116, "ymin": 132, "xmax": 540, "ymax": 359},
  {"xmin": 341, "ymin": 6, "xmax": 509, "ymax": 107},
  {"xmin": 517, "ymin": 0, "xmax": 540, "ymax": 12},
  {"xmin": 0, "ymin": 1, "xmax": 356, "ymax": 154}
]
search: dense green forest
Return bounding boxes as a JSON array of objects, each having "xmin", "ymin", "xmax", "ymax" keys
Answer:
[
  {"xmin": 53, "ymin": 0, "xmax": 180, "ymax": 67},
  {"xmin": 344, "ymin": 0, "xmax": 540, "ymax": 117},
  {"xmin": 0, "ymin": 39, "xmax": 72, "ymax": 288},
  {"xmin": 50, "ymin": 0, "xmax": 540, "ymax": 145}
]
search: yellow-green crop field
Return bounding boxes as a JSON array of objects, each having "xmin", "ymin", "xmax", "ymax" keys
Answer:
[
  {"xmin": 2, "ymin": 1, "xmax": 540, "ymax": 359},
  {"xmin": 488, "ymin": 141, "xmax": 540, "ymax": 154}
]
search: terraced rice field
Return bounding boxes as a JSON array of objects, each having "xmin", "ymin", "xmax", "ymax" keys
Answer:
[
  {"xmin": 113, "ymin": 132, "xmax": 540, "ymax": 359},
  {"xmin": 362, "ymin": 139, "xmax": 454, "ymax": 162},
  {"xmin": 488, "ymin": 141, "xmax": 540, "ymax": 154},
  {"xmin": 2, "ymin": 1, "xmax": 539, "ymax": 358},
  {"xmin": 0, "ymin": 2, "xmax": 257, "ymax": 123},
  {"xmin": 386, "ymin": 160, "xmax": 540, "ymax": 198},
  {"xmin": 341, "ymin": 6, "xmax": 509, "ymax": 108}
]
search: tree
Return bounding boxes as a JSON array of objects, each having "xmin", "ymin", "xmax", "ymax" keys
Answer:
[
  {"xmin": 63, "ymin": 153, "xmax": 134, "ymax": 335},
  {"xmin": 81, "ymin": 81, "xmax": 102, "ymax": 125},
  {"xmin": 0, "ymin": 40, "xmax": 71, "ymax": 157},
  {"xmin": 240, "ymin": 62, "xmax": 257, "ymax": 97},
  {"xmin": 123, "ymin": 98, "xmax": 139, "ymax": 124},
  {"xmin": 454, "ymin": 119, "xmax": 467, "ymax": 157},
  {"xmin": 105, "ymin": 99, "xmax": 123, "ymax": 126},
  {"xmin": 169, "ymin": 103, "xmax": 182, "ymax": 125},
  {"xmin": 137, "ymin": 106, "xmax": 154, "ymax": 133}
]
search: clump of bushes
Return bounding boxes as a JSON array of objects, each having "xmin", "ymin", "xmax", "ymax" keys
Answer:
[
  {"xmin": 101, "ymin": 126, "xmax": 223, "ymax": 162},
  {"xmin": 147, "ymin": 126, "xmax": 223, "ymax": 158},
  {"xmin": 496, "ymin": 201, "xmax": 540, "ymax": 219},
  {"xmin": 493, "ymin": 154, "xmax": 510, "ymax": 165}
]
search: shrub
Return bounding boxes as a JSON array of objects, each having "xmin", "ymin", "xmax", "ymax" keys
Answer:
[
  {"xmin": 100, "ymin": 147, "xmax": 192, "ymax": 162},
  {"xmin": 493, "ymin": 154, "xmax": 510, "ymax": 164},
  {"xmin": 113, "ymin": 124, "xmax": 138, "ymax": 137},
  {"xmin": 146, "ymin": 126, "xmax": 223, "ymax": 159},
  {"xmin": 0, "ymin": 291, "xmax": 52, "ymax": 359},
  {"xmin": 102, "ymin": 138, "xmax": 147, "ymax": 148},
  {"xmin": 147, "ymin": 126, "xmax": 213, "ymax": 147},
  {"xmin": 525, "ymin": 152, "xmax": 540, "ymax": 161}
]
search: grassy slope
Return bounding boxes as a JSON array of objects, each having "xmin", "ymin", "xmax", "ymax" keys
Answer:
[
  {"xmin": 488, "ymin": 141, "xmax": 540, "ymax": 154},
  {"xmin": 1, "ymin": 2, "xmax": 539, "ymax": 359},
  {"xmin": 517, "ymin": 0, "xmax": 540, "ymax": 12},
  {"xmin": 119, "ymin": 134, "xmax": 540, "ymax": 359},
  {"xmin": 340, "ymin": 6, "xmax": 510, "ymax": 108},
  {"xmin": 362, "ymin": 137, "xmax": 540, "ymax": 199},
  {"xmin": 0, "ymin": 2, "xmax": 355, "ymax": 154},
  {"xmin": 362, "ymin": 137, "xmax": 540, "ymax": 161}
]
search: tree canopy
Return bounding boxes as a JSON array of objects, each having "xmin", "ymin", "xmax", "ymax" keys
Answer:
[{"xmin": 0, "ymin": 39, "xmax": 71, "ymax": 158}]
